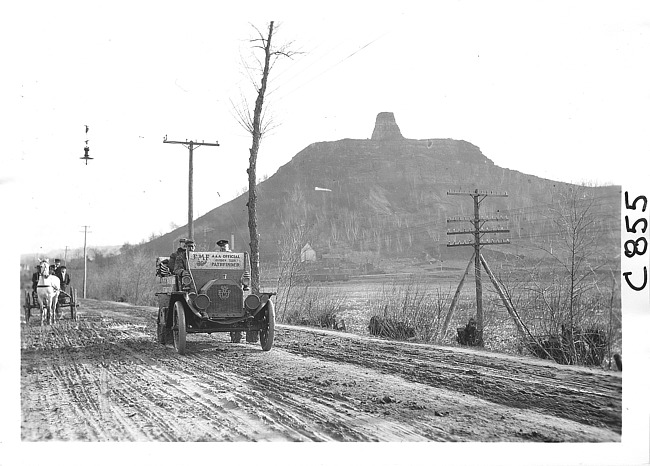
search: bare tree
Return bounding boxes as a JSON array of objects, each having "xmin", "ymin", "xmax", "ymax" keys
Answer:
[
  {"xmin": 545, "ymin": 185, "xmax": 604, "ymax": 330},
  {"xmin": 507, "ymin": 184, "xmax": 614, "ymax": 365},
  {"xmin": 276, "ymin": 221, "xmax": 311, "ymax": 322},
  {"xmin": 232, "ymin": 21, "xmax": 297, "ymax": 293}
]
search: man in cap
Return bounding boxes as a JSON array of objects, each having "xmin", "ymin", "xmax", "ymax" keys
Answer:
[
  {"xmin": 173, "ymin": 239, "xmax": 195, "ymax": 277},
  {"xmin": 54, "ymin": 258, "xmax": 62, "ymax": 273},
  {"xmin": 216, "ymin": 239, "xmax": 231, "ymax": 252},
  {"xmin": 168, "ymin": 239, "xmax": 186, "ymax": 274}
]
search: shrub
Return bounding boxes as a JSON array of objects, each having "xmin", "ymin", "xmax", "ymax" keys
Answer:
[
  {"xmin": 524, "ymin": 324, "xmax": 608, "ymax": 366},
  {"xmin": 367, "ymin": 278, "xmax": 449, "ymax": 343},
  {"xmin": 368, "ymin": 314, "xmax": 415, "ymax": 340},
  {"xmin": 280, "ymin": 285, "xmax": 347, "ymax": 331}
]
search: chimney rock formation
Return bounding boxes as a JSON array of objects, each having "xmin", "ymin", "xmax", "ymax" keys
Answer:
[{"xmin": 371, "ymin": 112, "xmax": 404, "ymax": 140}]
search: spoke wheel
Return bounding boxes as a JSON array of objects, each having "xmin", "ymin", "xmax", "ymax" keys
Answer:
[
  {"xmin": 173, "ymin": 300, "xmax": 187, "ymax": 355},
  {"xmin": 259, "ymin": 300, "xmax": 275, "ymax": 351},
  {"xmin": 70, "ymin": 287, "xmax": 78, "ymax": 321},
  {"xmin": 157, "ymin": 307, "xmax": 168, "ymax": 345},
  {"xmin": 24, "ymin": 291, "xmax": 32, "ymax": 323}
]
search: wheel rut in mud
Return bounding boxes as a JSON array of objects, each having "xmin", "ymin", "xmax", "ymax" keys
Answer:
[{"xmin": 20, "ymin": 299, "xmax": 621, "ymax": 442}]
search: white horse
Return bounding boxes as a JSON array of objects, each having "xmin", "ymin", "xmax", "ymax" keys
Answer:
[{"xmin": 36, "ymin": 261, "xmax": 60, "ymax": 325}]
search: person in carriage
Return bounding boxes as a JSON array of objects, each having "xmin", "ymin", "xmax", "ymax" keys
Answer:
[
  {"xmin": 31, "ymin": 264, "xmax": 40, "ymax": 298},
  {"xmin": 56, "ymin": 265, "xmax": 71, "ymax": 293}
]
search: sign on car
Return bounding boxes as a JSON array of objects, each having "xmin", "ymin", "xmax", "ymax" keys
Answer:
[{"xmin": 189, "ymin": 252, "xmax": 245, "ymax": 270}]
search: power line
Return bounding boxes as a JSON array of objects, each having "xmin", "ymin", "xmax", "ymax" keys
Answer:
[
  {"xmin": 80, "ymin": 225, "xmax": 91, "ymax": 299},
  {"xmin": 268, "ymin": 29, "xmax": 393, "ymax": 102}
]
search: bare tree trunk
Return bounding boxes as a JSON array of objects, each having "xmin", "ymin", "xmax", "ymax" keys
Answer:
[
  {"xmin": 233, "ymin": 22, "xmax": 296, "ymax": 293},
  {"xmin": 247, "ymin": 21, "xmax": 275, "ymax": 293}
]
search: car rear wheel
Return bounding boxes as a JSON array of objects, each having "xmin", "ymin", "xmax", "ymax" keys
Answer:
[{"xmin": 157, "ymin": 307, "xmax": 168, "ymax": 345}]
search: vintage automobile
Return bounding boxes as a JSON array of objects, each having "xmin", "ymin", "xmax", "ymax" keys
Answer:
[{"xmin": 155, "ymin": 249, "xmax": 275, "ymax": 355}]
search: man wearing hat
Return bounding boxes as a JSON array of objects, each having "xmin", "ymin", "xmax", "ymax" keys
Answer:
[
  {"xmin": 216, "ymin": 239, "xmax": 231, "ymax": 252},
  {"xmin": 168, "ymin": 239, "xmax": 186, "ymax": 273},
  {"xmin": 54, "ymin": 258, "xmax": 62, "ymax": 273},
  {"xmin": 173, "ymin": 239, "xmax": 195, "ymax": 277},
  {"xmin": 31, "ymin": 264, "xmax": 40, "ymax": 298},
  {"xmin": 56, "ymin": 265, "xmax": 71, "ymax": 293}
]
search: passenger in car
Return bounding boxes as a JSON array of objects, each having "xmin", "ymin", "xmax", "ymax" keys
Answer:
[{"xmin": 216, "ymin": 239, "xmax": 231, "ymax": 252}]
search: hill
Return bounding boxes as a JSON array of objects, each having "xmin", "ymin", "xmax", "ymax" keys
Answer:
[{"xmin": 142, "ymin": 112, "xmax": 620, "ymax": 271}]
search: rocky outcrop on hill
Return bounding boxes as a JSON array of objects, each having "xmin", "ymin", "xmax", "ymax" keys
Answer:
[{"xmin": 371, "ymin": 112, "xmax": 405, "ymax": 140}]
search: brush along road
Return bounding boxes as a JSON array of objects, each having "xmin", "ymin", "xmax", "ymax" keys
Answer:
[{"xmin": 21, "ymin": 299, "xmax": 621, "ymax": 441}]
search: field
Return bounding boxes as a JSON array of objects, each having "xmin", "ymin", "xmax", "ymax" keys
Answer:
[{"xmin": 271, "ymin": 260, "xmax": 622, "ymax": 363}]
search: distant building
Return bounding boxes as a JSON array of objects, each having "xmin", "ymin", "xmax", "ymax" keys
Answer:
[{"xmin": 300, "ymin": 243, "xmax": 316, "ymax": 263}]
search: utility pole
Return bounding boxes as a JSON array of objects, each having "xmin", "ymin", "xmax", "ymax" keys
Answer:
[
  {"xmin": 163, "ymin": 137, "xmax": 220, "ymax": 241},
  {"xmin": 200, "ymin": 226, "xmax": 215, "ymax": 250},
  {"xmin": 81, "ymin": 225, "xmax": 91, "ymax": 298},
  {"xmin": 64, "ymin": 246, "xmax": 68, "ymax": 265},
  {"xmin": 444, "ymin": 189, "xmax": 509, "ymax": 344}
]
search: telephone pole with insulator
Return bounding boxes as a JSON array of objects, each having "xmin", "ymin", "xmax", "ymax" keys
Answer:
[
  {"xmin": 80, "ymin": 225, "xmax": 91, "ymax": 298},
  {"xmin": 163, "ymin": 137, "xmax": 220, "ymax": 241},
  {"xmin": 443, "ymin": 189, "xmax": 511, "ymax": 345}
]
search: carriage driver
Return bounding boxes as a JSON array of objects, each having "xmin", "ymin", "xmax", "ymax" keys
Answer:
[{"xmin": 31, "ymin": 265, "xmax": 40, "ymax": 297}]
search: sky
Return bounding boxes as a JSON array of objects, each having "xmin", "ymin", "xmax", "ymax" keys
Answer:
[{"xmin": 3, "ymin": 0, "xmax": 650, "ymax": 255}]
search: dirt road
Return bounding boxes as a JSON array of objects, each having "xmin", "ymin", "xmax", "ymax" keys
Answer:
[{"xmin": 20, "ymin": 299, "xmax": 621, "ymax": 442}]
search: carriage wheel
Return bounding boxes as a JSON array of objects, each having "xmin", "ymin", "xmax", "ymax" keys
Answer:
[
  {"xmin": 230, "ymin": 331, "xmax": 242, "ymax": 343},
  {"xmin": 24, "ymin": 291, "xmax": 32, "ymax": 323},
  {"xmin": 259, "ymin": 300, "xmax": 275, "ymax": 351},
  {"xmin": 70, "ymin": 287, "xmax": 78, "ymax": 321},
  {"xmin": 157, "ymin": 307, "xmax": 168, "ymax": 345},
  {"xmin": 55, "ymin": 294, "xmax": 62, "ymax": 319},
  {"xmin": 172, "ymin": 301, "xmax": 187, "ymax": 355}
]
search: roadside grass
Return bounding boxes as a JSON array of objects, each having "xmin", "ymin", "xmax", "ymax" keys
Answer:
[
  {"xmin": 279, "ymin": 284, "xmax": 348, "ymax": 330},
  {"xmin": 275, "ymin": 276, "xmax": 622, "ymax": 369}
]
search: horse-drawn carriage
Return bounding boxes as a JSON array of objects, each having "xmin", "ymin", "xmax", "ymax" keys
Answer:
[
  {"xmin": 24, "ymin": 287, "xmax": 79, "ymax": 323},
  {"xmin": 24, "ymin": 260, "xmax": 79, "ymax": 324},
  {"xmin": 155, "ymin": 250, "xmax": 276, "ymax": 355}
]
